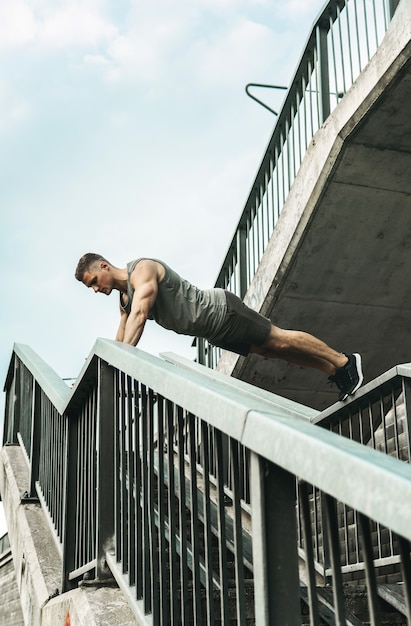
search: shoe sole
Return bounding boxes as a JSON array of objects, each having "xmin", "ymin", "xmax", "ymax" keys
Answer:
[{"xmin": 339, "ymin": 353, "xmax": 363, "ymax": 401}]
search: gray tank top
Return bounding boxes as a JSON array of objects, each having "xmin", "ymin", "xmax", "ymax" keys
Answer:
[{"xmin": 120, "ymin": 258, "xmax": 227, "ymax": 340}]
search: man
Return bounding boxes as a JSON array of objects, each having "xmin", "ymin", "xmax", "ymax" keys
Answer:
[{"xmin": 75, "ymin": 253, "xmax": 363, "ymax": 401}]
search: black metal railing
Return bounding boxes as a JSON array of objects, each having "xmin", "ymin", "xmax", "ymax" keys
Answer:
[
  {"xmin": 300, "ymin": 365, "xmax": 411, "ymax": 582},
  {"xmin": 4, "ymin": 340, "xmax": 411, "ymax": 625},
  {"xmin": 197, "ymin": 0, "xmax": 399, "ymax": 368}
]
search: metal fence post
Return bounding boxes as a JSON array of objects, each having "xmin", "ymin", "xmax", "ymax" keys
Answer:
[
  {"xmin": 28, "ymin": 382, "xmax": 41, "ymax": 498},
  {"xmin": 250, "ymin": 452, "xmax": 301, "ymax": 626},
  {"xmin": 62, "ymin": 407, "xmax": 79, "ymax": 591},
  {"xmin": 237, "ymin": 226, "xmax": 248, "ymax": 299},
  {"xmin": 96, "ymin": 359, "xmax": 116, "ymax": 580},
  {"xmin": 3, "ymin": 363, "xmax": 16, "ymax": 445},
  {"xmin": 6, "ymin": 357, "xmax": 22, "ymax": 445},
  {"xmin": 316, "ymin": 23, "xmax": 331, "ymax": 123}
]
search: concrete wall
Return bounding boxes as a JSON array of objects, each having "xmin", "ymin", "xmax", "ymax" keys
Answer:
[
  {"xmin": 0, "ymin": 540, "xmax": 24, "ymax": 626},
  {"xmin": 217, "ymin": 0, "xmax": 411, "ymax": 411}
]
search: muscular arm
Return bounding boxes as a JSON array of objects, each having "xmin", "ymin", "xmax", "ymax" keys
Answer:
[
  {"xmin": 121, "ymin": 260, "xmax": 160, "ymax": 346},
  {"xmin": 115, "ymin": 308, "xmax": 128, "ymax": 342}
]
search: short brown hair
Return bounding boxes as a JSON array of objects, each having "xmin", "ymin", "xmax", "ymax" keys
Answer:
[{"xmin": 75, "ymin": 253, "xmax": 109, "ymax": 281}]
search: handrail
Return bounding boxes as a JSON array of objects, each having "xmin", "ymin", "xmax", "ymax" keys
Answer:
[{"xmin": 3, "ymin": 339, "xmax": 411, "ymax": 623}]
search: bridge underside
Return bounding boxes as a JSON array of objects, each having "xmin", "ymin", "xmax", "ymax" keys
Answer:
[{"xmin": 218, "ymin": 7, "xmax": 411, "ymax": 410}]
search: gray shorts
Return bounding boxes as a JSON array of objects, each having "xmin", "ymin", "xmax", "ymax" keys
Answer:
[{"xmin": 208, "ymin": 291, "xmax": 271, "ymax": 357}]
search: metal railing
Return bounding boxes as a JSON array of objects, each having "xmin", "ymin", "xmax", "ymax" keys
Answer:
[
  {"xmin": 302, "ymin": 365, "xmax": 411, "ymax": 583},
  {"xmin": 197, "ymin": 0, "xmax": 399, "ymax": 368},
  {"xmin": 4, "ymin": 340, "xmax": 411, "ymax": 624}
]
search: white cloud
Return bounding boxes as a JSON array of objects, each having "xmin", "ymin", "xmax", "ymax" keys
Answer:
[
  {"xmin": 0, "ymin": 0, "xmax": 37, "ymax": 48},
  {"xmin": 0, "ymin": 0, "xmax": 117, "ymax": 51},
  {"xmin": 40, "ymin": 4, "xmax": 117, "ymax": 48},
  {"xmin": 0, "ymin": 80, "xmax": 31, "ymax": 133},
  {"xmin": 281, "ymin": 0, "xmax": 322, "ymax": 20},
  {"xmin": 194, "ymin": 19, "xmax": 278, "ymax": 86},
  {"xmin": 101, "ymin": 11, "xmax": 192, "ymax": 82}
]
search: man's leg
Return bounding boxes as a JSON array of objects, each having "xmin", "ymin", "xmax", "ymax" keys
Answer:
[
  {"xmin": 250, "ymin": 325, "xmax": 348, "ymax": 375},
  {"xmin": 250, "ymin": 324, "xmax": 363, "ymax": 400}
]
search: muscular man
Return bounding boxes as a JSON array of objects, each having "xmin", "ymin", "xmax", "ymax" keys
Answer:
[{"xmin": 75, "ymin": 253, "xmax": 363, "ymax": 401}]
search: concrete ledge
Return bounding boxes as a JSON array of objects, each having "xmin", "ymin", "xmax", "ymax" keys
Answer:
[
  {"xmin": 0, "ymin": 445, "xmax": 141, "ymax": 625},
  {"xmin": 41, "ymin": 586, "xmax": 140, "ymax": 626},
  {"xmin": 0, "ymin": 445, "xmax": 62, "ymax": 625}
]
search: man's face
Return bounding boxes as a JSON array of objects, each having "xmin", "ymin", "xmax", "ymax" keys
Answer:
[{"xmin": 82, "ymin": 262, "xmax": 113, "ymax": 296}]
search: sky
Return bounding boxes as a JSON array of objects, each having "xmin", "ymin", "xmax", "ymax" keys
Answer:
[{"xmin": 0, "ymin": 0, "xmax": 326, "ymax": 535}]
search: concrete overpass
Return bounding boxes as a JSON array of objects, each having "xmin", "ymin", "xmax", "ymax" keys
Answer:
[{"xmin": 217, "ymin": 0, "xmax": 411, "ymax": 410}]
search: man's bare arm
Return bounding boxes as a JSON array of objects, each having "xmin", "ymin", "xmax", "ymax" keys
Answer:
[
  {"xmin": 115, "ymin": 308, "xmax": 128, "ymax": 342},
  {"xmin": 122, "ymin": 260, "xmax": 159, "ymax": 346}
]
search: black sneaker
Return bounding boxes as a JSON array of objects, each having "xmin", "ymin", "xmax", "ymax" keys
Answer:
[{"xmin": 329, "ymin": 353, "xmax": 363, "ymax": 401}]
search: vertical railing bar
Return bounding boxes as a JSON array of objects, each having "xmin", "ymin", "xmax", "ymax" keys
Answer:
[
  {"xmin": 264, "ymin": 169, "xmax": 270, "ymax": 247},
  {"xmin": 337, "ymin": 5, "xmax": 347, "ymax": 95},
  {"xmin": 55, "ymin": 406, "xmax": 61, "ymax": 536},
  {"xmin": 308, "ymin": 57, "xmax": 315, "ymax": 138},
  {"xmin": 357, "ymin": 513, "xmax": 381, "ymax": 624},
  {"xmin": 127, "ymin": 375, "xmax": 136, "ymax": 587},
  {"xmin": 313, "ymin": 486, "xmax": 320, "ymax": 563},
  {"xmin": 359, "ymin": 404, "xmax": 365, "ymax": 445},
  {"xmin": 391, "ymin": 387, "xmax": 400, "ymax": 459},
  {"xmin": 148, "ymin": 389, "xmax": 160, "ymax": 625},
  {"xmin": 141, "ymin": 384, "xmax": 152, "ymax": 614},
  {"xmin": 381, "ymin": 391, "xmax": 388, "ymax": 454},
  {"xmin": 353, "ymin": 0, "xmax": 362, "ymax": 70},
  {"xmin": 372, "ymin": 0, "xmax": 379, "ymax": 49},
  {"xmin": 256, "ymin": 194, "xmax": 261, "ymax": 275},
  {"xmin": 133, "ymin": 379, "xmax": 143, "ymax": 599},
  {"xmin": 114, "ymin": 372, "xmax": 122, "ymax": 564},
  {"xmin": 156, "ymin": 396, "xmax": 169, "ymax": 626},
  {"xmin": 299, "ymin": 482, "xmax": 321, "ymax": 625},
  {"xmin": 285, "ymin": 117, "xmax": 291, "ymax": 193},
  {"xmin": 383, "ymin": 0, "xmax": 389, "ymax": 29},
  {"xmin": 250, "ymin": 455, "xmax": 301, "ymax": 625},
  {"xmin": 177, "ymin": 407, "xmax": 189, "ymax": 625},
  {"xmin": 76, "ymin": 403, "xmax": 87, "ymax": 568},
  {"xmin": 214, "ymin": 429, "xmax": 229, "ymax": 625},
  {"xmin": 354, "ymin": 508, "xmax": 361, "ymax": 566},
  {"xmin": 274, "ymin": 144, "xmax": 280, "ymax": 222},
  {"xmin": 91, "ymin": 390, "xmax": 97, "ymax": 563},
  {"xmin": 188, "ymin": 413, "xmax": 202, "ymax": 625},
  {"xmin": 345, "ymin": 0, "xmax": 355, "ymax": 85},
  {"xmin": 363, "ymin": 0, "xmax": 371, "ymax": 60},
  {"xmin": 330, "ymin": 13, "xmax": 340, "ymax": 104},
  {"xmin": 120, "ymin": 373, "xmax": 129, "ymax": 575},
  {"xmin": 238, "ymin": 226, "xmax": 247, "ymax": 299},
  {"xmin": 229, "ymin": 439, "xmax": 246, "ymax": 626},
  {"xmin": 323, "ymin": 493, "xmax": 347, "ymax": 625},
  {"xmin": 397, "ymin": 534, "xmax": 411, "ymax": 623},
  {"xmin": 368, "ymin": 401, "xmax": 376, "ymax": 450},
  {"xmin": 313, "ymin": 46, "xmax": 321, "ymax": 130},
  {"xmin": 85, "ymin": 397, "xmax": 90, "ymax": 564},
  {"xmin": 74, "ymin": 407, "xmax": 80, "ymax": 569},
  {"xmin": 201, "ymin": 420, "xmax": 215, "ymax": 626},
  {"xmin": 401, "ymin": 378, "xmax": 411, "ymax": 462},
  {"xmin": 343, "ymin": 503, "xmax": 349, "ymax": 567},
  {"xmin": 295, "ymin": 88, "xmax": 302, "ymax": 168},
  {"xmin": 62, "ymin": 402, "xmax": 80, "ymax": 591},
  {"xmin": 87, "ymin": 393, "xmax": 93, "ymax": 564},
  {"xmin": 290, "ymin": 102, "xmax": 296, "ymax": 181},
  {"xmin": 96, "ymin": 359, "xmax": 115, "ymax": 582}
]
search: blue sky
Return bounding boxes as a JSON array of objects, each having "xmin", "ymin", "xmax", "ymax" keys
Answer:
[{"xmin": 0, "ymin": 0, "xmax": 325, "ymax": 534}]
